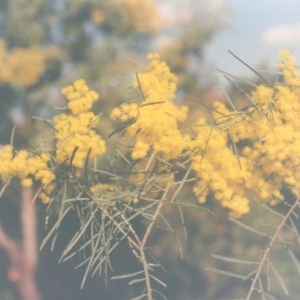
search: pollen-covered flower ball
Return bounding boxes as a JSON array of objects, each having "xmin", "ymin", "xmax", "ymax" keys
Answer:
[
  {"xmin": 55, "ymin": 79, "xmax": 106, "ymax": 168},
  {"xmin": 111, "ymin": 53, "xmax": 190, "ymax": 160}
]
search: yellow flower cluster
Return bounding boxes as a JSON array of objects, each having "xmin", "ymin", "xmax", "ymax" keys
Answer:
[
  {"xmin": 189, "ymin": 120, "xmax": 251, "ymax": 218},
  {"xmin": 190, "ymin": 50, "xmax": 300, "ymax": 217},
  {"xmin": 111, "ymin": 53, "xmax": 189, "ymax": 160},
  {"xmin": 278, "ymin": 49, "xmax": 300, "ymax": 86},
  {"xmin": 61, "ymin": 79, "xmax": 100, "ymax": 115},
  {"xmin": 133, "ymin": 53, "xmax": 177, "ymax": 103},
  {"xmin": 3, "ymin": 50, "xmax": 300, "ymax": 217},
  {"xmin": 110, "ymin": 103, "xmax": 139, "ymax": 122},
  {"xmin": 241, "ymin": 52, "xmax": 300, "ymax": 204},
  {"xmin": 55, "ymin": 79, "xmax": 106, "ymax": 168},
  {"xmin": 0, "ymin": 40, "xmax": 46, "ymax": 87},
  {"xmin": 0, "ymin": 145, "xmax": 55, "ymax": 191}
]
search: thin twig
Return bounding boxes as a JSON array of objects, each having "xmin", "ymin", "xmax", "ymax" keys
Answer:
[
  {"xmin": 246, "ymin": 196, "xmax": 300, "ymax": 300},
  {"xmin": 139, "ymin": 180, "xmax": 173, "ymax": 300}
]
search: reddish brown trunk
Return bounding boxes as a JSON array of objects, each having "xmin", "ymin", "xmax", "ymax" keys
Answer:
[{"xmin": 0, "ymin": 187, "xmax": 41, "ymax": 300}]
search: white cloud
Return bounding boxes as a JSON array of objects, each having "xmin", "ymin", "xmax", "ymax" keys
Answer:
[{"xmin": 263, "ymin": 22, "xmax": 300, "ymax": 45}]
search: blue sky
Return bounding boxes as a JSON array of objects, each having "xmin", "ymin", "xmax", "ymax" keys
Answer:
[{"xmin": 206, "ymin": 0, "xmax": 300, "ymax": 83}]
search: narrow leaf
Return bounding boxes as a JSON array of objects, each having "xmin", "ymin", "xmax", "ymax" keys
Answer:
[
  {"xmin": 269, "ymin": 261, "xmax": 288, "ymax": 295},
  {"xmin": 128, "ymin": 278, "xmax": 146, "ymax": 285},
  {"xmin": 229, "ymin": 218, "xmax": 269, "ymax": 237},
  {"xmin": 211, "ymin": 254, "xmax": 258, "ymax": 265},
  {"xmin": 217, "ymin": 68, "xmax": 258, "ymax": 88},
  {"xmin": 111, "ymin": 271, "xmax": 144, "ymax": 280},
  {"xmin": 130, "ymin": 294, "xmax": 147, "ymax": 300},
  {"xmin": 243, "ymin": 269, "xmax": 258, "ymax": 280},
  {"xmin": 149, "ymin": 274, "xmax": 167, "ymax": 287},
  {"xmin": 81, "ymin": 227, "xmax": 102, "ymax": 287},
  {"xmin": 85, "ymin": 147, "xmax": 92, "ymax": 189},
  {"xmin": 228, "ymin": 50, "xmax": 270, "ymax": 84},
  {"xmin": 152, "ymin": 289, "xmax": 168, "ymax": 300},
  {"xmin": 136, "ymin": 72, "xmax": 145, "ymax": 100},
  {"xmin": 261, "ymin": 203, "xmax": 284, "ymax": 218},
  {"xmin": 217, "ymin": 76, "xmax": 237, "ymax": 111},
  {"xmin": 224, "ymin": 75, "xmax": 257, "ymax": 106},
  {"xmin": 69, "ymin": 146, "xmax": 79, "ymax": 169},
  {"xmin": 40, "ymin": 205, "xmax": 72, "ymax": 250},
  {"xmin": 166, "ymin": 202, "xmax": 214, "ymax": 214},
  {"xmin": 205, "ymin": 268, "xmax": 245, "ymax": 279},
  {"xmin": 185, "ymin": 94, "xmax": 227, "ymax": 116},
  {"xmin": 287, "ymin": 248, "xmax": 300, "ymax": 274},
  {"xmin": 61, "ymin": 209, "xmax": 97, "ymax": 259},
  {"xmin": 267, "ymin": 257, "xmax": 271, "ymax": 292},
  {"xmin": 258, "ymin": 276, "xmax": 267, "ymax": 300},
  {"xmin": 289, "ymin": 217, "xmax": 300, "ymax": 236},
  {"xmin": 259, "ymin": 290, "xmax": 279, "ymax": 300},
  {"xmin": 228, "ymin": 130, "xmax": 242, "ymax": 169},
  {"xmin": 139, "ymin": 101, "xmax": 165, "ymax": 107}
]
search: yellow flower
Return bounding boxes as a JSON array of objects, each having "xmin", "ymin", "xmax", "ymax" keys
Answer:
[
  {"xmin": 55, "ymin": 80, "xmax": 106, "ymax": 167},
  {"xmin": 252, "ymin": 85, "xmax": 274, "ymax": 105},
  {"xmin": 0, "ymin": 145, "xmax": 55, "ymax": 194},
  {"xmin": 110, "ymin": 103, "xmax": 139, "ymax": 121},
  {"xmin": 61, "ymin": 79, "xmax": 100, "ymax": 115},
  {"xmin": 111, "ymin": 54, "xmax": 188, "ymax": 160},
  {"xmin": 21, "ymin": 178, "xmax": 33, "ymax": 187}
]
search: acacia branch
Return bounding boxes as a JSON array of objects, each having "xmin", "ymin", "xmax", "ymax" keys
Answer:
[{"xmin": 246, "ymin": 196, "xmax": 300, "ymax": 300}]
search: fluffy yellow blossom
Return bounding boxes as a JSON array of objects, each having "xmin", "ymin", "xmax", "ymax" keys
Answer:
[
  {"xmin": 111, "ymin": 53, "xmax": 189, "ymax": 160},
  {"xmin": 55, "ymin": 79, "xmax": 106, "ymax": 168},
  {"xmin": 278, "ymin": 49, "xmax": 300, "ymax": 86},
  {"xmin": 61, "ymin": 79, "xmax": 100, "ymax": 115},
  {"xmin": 5, "ymin": 50, "xmax": 300, "ymax": 218},
  {"xmin": 240, "ymin": 52, "xmax": 300, "ymax": 203},
  {"xmin": 21, "ymin": 178, "xmax": 33, "ymax": 187},
  {"xmin": 133, "ymin": 53, "xmax": 177, "ymax": 103},
  {"xmin": 39, "ymin": 182, "xmax": 56, "ymax": 204},
  {"xmin": 125, "ymin": 102, "xmax": 188, "ymax": 160},
  {"xmin": 252, "ymin": 85, "xmax": 274, "ymax": 105},
  {"xmin": 110, "ymin": 103, "xmax": 139, "ymax": 121},
  {"xmin": 190, "ymin": 50, "xmax": 300, "ymax": 217},
  {"xmin": 0, "ymin": 146, "xmax": 55, "ymax": 202},
  {"xmin": 111, "ymin": 51, "xmax": 300, "ymax": 217},
  {"xmin": 189, "ymin": 125, "xmax": 251, "ymax": 218}
]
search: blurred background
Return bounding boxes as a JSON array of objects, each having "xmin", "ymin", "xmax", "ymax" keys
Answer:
[{"xmin": 1, "ymin": 0, "xmax": 300, "ymax": 299}]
